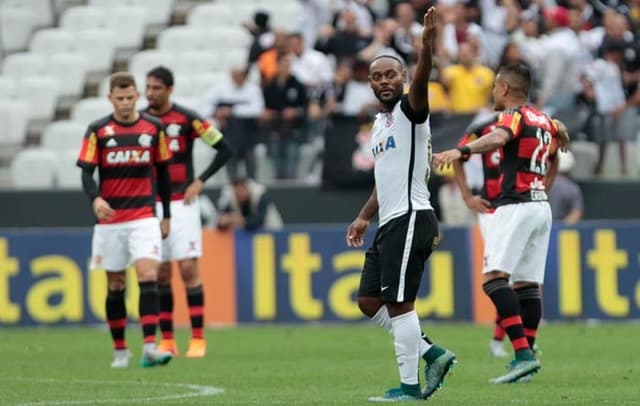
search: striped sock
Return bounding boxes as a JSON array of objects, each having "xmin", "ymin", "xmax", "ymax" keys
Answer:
[
  {"xmin": 106, "ymin": 289, "xmax": 127, "ymax": 350},
  {"xmin": 158, "ymin": 283, "xmax": 174, "ymax": 340},
  {"xmin": 516, "ymin": 285, "xmax": 542, "ymax": 348},
  {"xmin": 187, "ymin": 285, "xmax": 204, "ymax": 339},
  {"xmin": 139, "ymin": 281, "xmax": 159, "ymax": 344},
  {"xmin": 483, "ymin": 278, "xmax": 533, "ymax": 361},
  {"xmin": 493, "ymin": 315, "xmax": 506, "ymax": 341}
]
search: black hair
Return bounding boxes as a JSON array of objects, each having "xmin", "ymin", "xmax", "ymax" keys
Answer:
[
  {"xmin": 371, "ymin": 54, "xmax": 405, "ymax": 69},
  {"xmin": 497, "ymin": 63, "xmax": 531, "ymax": 96},
  {"xmin": 146, "ymin": 66, "xmax": 174, "ymax": 87}
]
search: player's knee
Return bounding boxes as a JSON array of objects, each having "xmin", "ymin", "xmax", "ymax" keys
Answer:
[
  {"xmin": 358, "ymin": 296, "xmax": 382, "ymax": 318},
  {"xmin": 134, "ymin": 259, "xmax": 159, "ymax": 282},
  {"xmin": 178, "ymin": 259, "xmax": 199, "ymax": 286},
  {"xmin": 106, "ymin": 273, "xmax": 126, "ymax": 291}
]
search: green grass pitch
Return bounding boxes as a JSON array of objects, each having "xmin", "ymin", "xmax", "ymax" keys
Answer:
[{"xmin": 1, "ymin": 322, "xmax": 637, "ymax": 405}]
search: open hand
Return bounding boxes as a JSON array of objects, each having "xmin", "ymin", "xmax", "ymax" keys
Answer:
[
  {"xmin": 422, "ymin": 7, "xmax": 438, "ymax": 44},
  {"xmin": 432, "ymin": 149, "xmax": 462, "ymax": 170}
]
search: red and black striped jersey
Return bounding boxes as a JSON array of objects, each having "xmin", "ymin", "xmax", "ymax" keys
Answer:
[
  {"xmin": 495, "ymin": 105, "xmax": 558, "ymax": 206},
  {"xmin": 145, "ymin": 103, "xmax": 223, "ymax": 201},
  {"xmin": 76, "ymin": 113, "xmax": 172, "ymax": 224},
  {"xmin": 458, "ymin": 114, "xmax": 503, "ymax": 208}
]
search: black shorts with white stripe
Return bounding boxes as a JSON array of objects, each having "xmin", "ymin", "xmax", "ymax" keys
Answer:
[{"xmin": 358, "ymin": 210, "xmax": 439, "ymax": 303}]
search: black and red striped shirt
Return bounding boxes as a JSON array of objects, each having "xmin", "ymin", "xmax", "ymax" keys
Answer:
[
  {"xmin": 145, "ymin": 103, "xmax": 222, "ymax": 201},
  {"xmin": 458, "ymin": 114, "xmax": 503, "ymax": 209},
  {"xmin": 495, "ymin": 105, "xmax": 558, "ymax": 206},
  {"xmin": 77, "ymin": 113, "xmax": 172, "ymax": 224}
]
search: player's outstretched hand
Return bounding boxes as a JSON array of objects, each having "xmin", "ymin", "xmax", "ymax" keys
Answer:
[
  {"xmin": 422, "ymin": 6, "xmax": 438, "ymax": 44},
  {"xmin": 346, "ymin": 217, "xmax": 369, "ymax": 248},
  {"xmin": 184, "ymin": 179, "xmax": 203, "ymax": 205},
  {"xmin": 464, "ymin": 195, "xmax": 492, "ymax": 213},
  {"xmin": 432, "ymin": 149, "xmax": 462, "ymax": 170},
  {"xmin": 92, "ymin": 197, "xmax": 115, "ymax": 222},
  {"xmin": 160, "ymin": 218, "xmax": 170, "ymax": 239}
]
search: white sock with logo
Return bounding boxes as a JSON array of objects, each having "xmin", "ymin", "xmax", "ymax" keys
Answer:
[
  {"xmin": 372, "ymin": 306, "xmax": 432, "ymax": 356},
  {"xmin": 391, "ymin": 310, "xmax": 421, "ymax": 385}
]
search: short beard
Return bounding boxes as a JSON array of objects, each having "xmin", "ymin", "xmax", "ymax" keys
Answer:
[{"xmin": 378, "ymin": 94, "xmax": 400, "ymax": 112}]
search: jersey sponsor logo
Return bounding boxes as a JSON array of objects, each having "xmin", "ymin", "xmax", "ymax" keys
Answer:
[
  {"xmin": 138, "ymin": 133, "xmax": 152, "ymax": 147},
  {"xmin": 166, "ymin": 123, "xmax": 181, "ymax": 137},
  {"xmin": 529, "ymin": 178, "xmax": 547, "ymax": 201},
  {"xmin": 524, "ymin": 110, "xmax": 548, "ymax": 126},
  {"xmin": 489, "ymin": 149, "xmax": 501, "ymax": 165},
  {"xmin": 106, "ymin": 138, "xmax": 118, "ymax": 148},
  {"xmin": 106, "ymin": 149, "xmax": 151, "ymax": 164},
  {"xmin": 372, "ymin": 135, "xmax": 397, "ymax": 158}
]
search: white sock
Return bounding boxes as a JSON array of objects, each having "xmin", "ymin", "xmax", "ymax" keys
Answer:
[
  {"xmin": 371, "ymin": 306, "xmax": 392, "ymax": 334},
  {"xmin": 391, "ymin": 310, "xmax": 421, "ymax": 385},
  {"xmin": 420, "ymin": 333, "xmax": 433, "ymax": 357},
  {"xmin": 143, "ymin": 342, "xmax": 156, "ymax": 353}
]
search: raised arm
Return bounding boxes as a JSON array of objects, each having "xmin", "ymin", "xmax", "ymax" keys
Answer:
[{"xmin": 408, "ymin": 7, "xmax": 438, "ymax": 113}]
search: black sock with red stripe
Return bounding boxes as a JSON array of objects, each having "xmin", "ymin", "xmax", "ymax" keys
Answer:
[
  {"xmin": 139, "ymin": 281, "xmax": 159, "ymax": 344},
  {"xmin": 158, "ymin": 283, "xmax": 174, "ymax": 340},
  {"xmin": 106, "ymin": 289, "xmax": 127, "ymax": 350},
  {"xmin": 187, "ymin": 285, "xmax": 204, "ymax": 339},
  {"xmin": 483, "ymin": 278, "xmax": 534, "ymax": 361},
  {"xmin": 493, "ymin": 315, "xmax": 506, "ymax": 341},
  {"xmin": 515, "ymin": 284, "xmax": 542, "ymax": 348}
]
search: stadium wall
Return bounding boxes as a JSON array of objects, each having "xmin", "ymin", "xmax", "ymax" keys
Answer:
[{"xmin": 1, "ymin": 222, "xmax": 639, "ymax": 326}]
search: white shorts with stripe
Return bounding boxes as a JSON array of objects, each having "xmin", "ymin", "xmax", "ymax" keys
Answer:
[
  {"xmin": 90, "ymin": 217, "xmax": 162, "ymax": 271},
  {"xmin": 156, "ymin": 198, "xmax": 202, "ymax": 262},
  {"xmin": 483, "ymin": 201, "xmax": 552, "ymax": 284}
]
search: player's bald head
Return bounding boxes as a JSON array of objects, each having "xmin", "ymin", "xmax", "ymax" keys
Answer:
[
  {"xmin": 496, "ymin": 63, "xmax": 531, "ymax": 97},
  {"xmin": 370, "ymin": 55, "xmax": 404, "ymax": 73}
]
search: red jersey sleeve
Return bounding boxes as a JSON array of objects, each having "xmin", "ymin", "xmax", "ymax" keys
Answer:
[
  {"xmin": 76, "ymin": 126, "xmax": 99, "ymax": 168},
  {"xmin": 496, "ymin": 109, "xmax": 524, "ymax": 140}
]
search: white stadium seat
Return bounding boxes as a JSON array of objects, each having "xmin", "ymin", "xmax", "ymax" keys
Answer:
[
  {"xmin": 73, "ymin": 29, "xmax": 117, "ymax": 72},
  {"xmin": 171, "ymin": 74, "xmax": 193, "ymax": 98},
  {"xmin": 156, "ymin": 26, "xmax": 202, "ymax": 52},
  {"xmin": 41, "ymin": 120, "xmax": 87, "ymax": 153},
  {"xmin": 98, "ymin": 73, "xmax": 146, "ymax": 96},
  {"xmin": 87, "ymin": 0, "xmax": 130, "ymax": 8},
  {"xmin": 1, "ymin": 0, "xmax": 54, "ymax": 27},
  {"xmin": 107, "ymin": 6, "xmax": 146, "ymax": 49},
  {"xmin": 1, "ymin": 53, "xmax": 46, "ymax": 78},
  {"xmin": 201, "ymin": 27, "xmax": 252, "ymax": 51},
  {"xmin": 0, "ymin": 76, "xmax": 16, "ymax": 100},
  {"xmin": 29, "ymin": 28, "xmax": 75, "ymax": 55},
  {"xmin": 0, "ymin": 6, "xmax": 36, "ymax": 52},
  {"xmin": 190, "ymin": 72, "xmax": 228, "ymax": 100},
  {"xmin": 16, "ymin": 76, "xmax": 60, "ymax": 121},
  {"xmin": 128, "ymin": 50, "xmax": 176, "ymax": 78},
  {"xmin": 130, "ymin": 0, "xmax": 174, "ymax": 25},
  {"xmin": 10, "ymin": 147, "xmax": 58, "ymax": 189},
  {"xmin": 48, "ymin": 53, "xmax": 89, "ymax": 97},
  {"xmin": 217, "ymin": 48, "xmax": 248, "ymax": 72},
  {"xmin": 55, "ymin": 149, "xmax": 83, "ymax": 189},
  {"xmin": 187, "ymin": 3, "xmax": 235, "ymax": 27},
  {"xmin": 0, "ymin": 100, "xmax": 29, "ymax": 147},
  {"xmin": 60, "ymin": 6, "xmax": 105, "ymax": 32},
  {"xmin": 70, "ymin": 97, "xmax": 112, "ymax": 127},
  {"xmin": 173, "ymin": 51, "xmax": 219, "ymax": 75}
]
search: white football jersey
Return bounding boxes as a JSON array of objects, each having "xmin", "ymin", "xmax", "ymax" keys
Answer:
[{"xmin": 371, "ymin": 95, "xmax": 432, "ymax": 226}]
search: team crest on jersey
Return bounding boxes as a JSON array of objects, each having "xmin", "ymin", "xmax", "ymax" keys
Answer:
[
  {"xmin": 166, "ymin": 123, "xmax": 181, "ymax": 137},
  {"xmin": 104, "ymin": 125, "xmax": 114, "ymax": 136},
  {"xmin": 106, "ymin": 149, "xmax": 151, "ymax": 164},
  {"xmin": 138, "ymin": 133, "xmax": 152, "ymax": 147},
  {"xmin": 384, "ymin": 113, "xmax": 394, "ymax": 128},
  {"xmin": 372, "ymin": 135, "xmax": 397, "ymax": 157}
]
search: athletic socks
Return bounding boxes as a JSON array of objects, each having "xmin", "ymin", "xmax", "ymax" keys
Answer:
[
  {"xmin": 187, "ymin": 285, "xmax": 204, "ymax": 339},
  {"xmin": 139, "ymin": 281, "xmax": 159, "ymax": 344},
  {"xmin": 493, "ymin": 315, "xmax": 506, "ymax": 341},
  {"xmin": 106, "ymin": 289, "xmax": 127, "ymax": 350},
  {"xmin": 483, "ymin": 278, "xmax": 534, "ymax": 361},
  {"xmin": 158, "ymin": 283, "xmax": 174, "ymax": 340},
  {"xmin": 516, "ymin": 285, "xmax": 542, "ymax": 348},
  {"xmin": 390, "ymin": 310, "xmax": 421, "ymax": 385},
  {"xmin": 371, "ymin": 306, "xmax": 434, "ymax": 360}
]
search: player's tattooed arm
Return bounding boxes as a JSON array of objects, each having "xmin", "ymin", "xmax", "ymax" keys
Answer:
[{"xmin": 433, "ymin": 128, "xmax": 509, "ymax": 168}]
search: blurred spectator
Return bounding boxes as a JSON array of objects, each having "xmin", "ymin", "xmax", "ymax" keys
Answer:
[
  {"xmin": 333, "ymin": 0, "xmax": 376, "ymax": 36},
  {"xmin": 261, "ymin": 54, "xmax": 308, "ymax": 179},
  {"xmin": 258, "ymin": 30, "xmax": 291, "ymax": 86},
  {"xmin": 200, "ymin": 66, "xmax": 265, "ymax": 179},
  {"xmin": 358, "ymin": 18, "xmax": 402, "ymax": 61},
  {"xmin": 436, "ymin": 164, "xmax": 474, "ymax": 226},
  {"xmin": 299, "ymin": 0, "xmax": 334, "ymax": 48},
  {"xmin": 245, "ymin": 11, "xmax": 273, "ymax": 65},
  {"xmin": 288, "ymin": 32, "xmax": 334, "ymax": 89},
  {"xmin": 391, "ymin": 2, "xmax": 422, "ymax": 62},
  {"xmin": 406, "ymin": 63, "xmax": 450, "ymax": 119},
  {"xmin": 440, "ymin": 2, "xmax": 484, "ymax": 64},
  {"xmin": 536, "ymin": 6, "xmax": 582, "ymax": 114},
  {"xmin": 217, "ymin": 177, "xmax": 283, "ymax": 231},
  {"xmin": 341, "ymin": 59, "xmax": 378, "ymax": 118},
  {"xmin": 582, "ymin": 40, "xmax": 628, "ymax": 176},
  {"xmin": 441, "ymin": 41, "xmax": 494, "ymax": 114},
  {"xmin": 497, "ymin": 41, "xmax": 538, "ymax": 101},
  {"xmin": 315, "ymin": 8, "xmax": 372, "ymax": 64},
  {"xmin": 548, "ymin": 150, "xmax": 584, "ymax": 224},
  {"xmin": 511, "ymin": 10, "xmax": 545, "ymax": 75}
]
